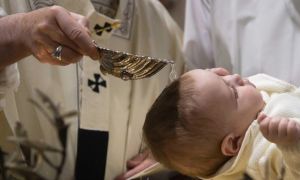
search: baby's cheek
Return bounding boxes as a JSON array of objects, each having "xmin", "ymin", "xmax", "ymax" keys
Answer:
[
  {"xmin": 240, "ymin": 88, "xmax": 262, "ymax": 109},
  {"xmin": 248, "ymin": 88, "xmax": 263, "ymax": 103},
  {"xmin": 255, "ymin": 91, "xmax": 265, "ymax": 109}
]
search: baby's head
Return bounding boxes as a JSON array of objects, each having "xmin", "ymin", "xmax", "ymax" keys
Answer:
[{"xmin": 143, "ymin": 69, "xmax": 265, "ymax": 177}]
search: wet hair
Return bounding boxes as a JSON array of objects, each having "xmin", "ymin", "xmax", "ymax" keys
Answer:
[{"xmin": 143, "ymin": 75, "xmax": 228, "ymax": 177}]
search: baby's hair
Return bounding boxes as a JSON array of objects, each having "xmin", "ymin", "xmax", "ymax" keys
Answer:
[{"xmin": 143, "ymin": 75, "xmax": 228, "ymax": 177}]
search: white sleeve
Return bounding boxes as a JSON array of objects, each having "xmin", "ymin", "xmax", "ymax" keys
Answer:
[
  {"xmin": 0, "ymin": 64, "xmax": 20, "ymax": 109},
  {"xmin": 0, "ymin": 7, "xmax": 20, "ymax": 109},
  {"xmin": 183, "ymin": 0, "xmax": 214, "ymax": 70},
  {"xmin": 0, "ymin": 6, "xmax": 6, "ymax": 17}
]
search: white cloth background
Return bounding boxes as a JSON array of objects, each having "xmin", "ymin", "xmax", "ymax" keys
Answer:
[
  {"xmin": 80, "ymin": 0, "xmax": 185, "ymax": 179},
  {"xmin": 184, "ymin": 0, "xmax": 300, "ymax": 86}
]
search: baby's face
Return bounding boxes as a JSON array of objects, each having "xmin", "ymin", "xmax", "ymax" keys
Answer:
[{"xmin": 182, "ymin": 69, "xmax": 265, "ymax": 136}]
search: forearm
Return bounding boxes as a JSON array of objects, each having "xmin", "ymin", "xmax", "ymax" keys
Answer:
[{"xmin": 0, "ymin": 13, "xmax": 30, "ymax": 70}]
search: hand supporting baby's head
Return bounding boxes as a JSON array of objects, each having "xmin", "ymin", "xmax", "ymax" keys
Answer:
[{"xmin": 143, "ymin": 69, "xmax": 265, "ymax": 177}]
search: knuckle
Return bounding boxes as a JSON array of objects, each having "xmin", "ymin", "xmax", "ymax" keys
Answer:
[
  {"xmin": 81, "ymin": 17, "xmax": 88, "ymax": 24},
  {"xmin": 269, "ymin": 119, "xmax": 275, "ymax": 126},
  {"xmin": 35, "ymin": 21, "xmax": 50, "ymax": 33},
  {"xmin": 264, "ymin": 120, "xmax": 270, "ymax": 127},
  {"xmin": 69, "ymin": 28, "xmax": 84, "ymax": 41},
  {"xmin": 81, "ymin": 18, "xmax": 89, "ymax": 28},
  {"xmin": 35, "ymin": 49, "xmax": 48, "ymax": 62},
  {"xmin": 49, "ymin": 5, "xmax": 65, "ymax": 14}
]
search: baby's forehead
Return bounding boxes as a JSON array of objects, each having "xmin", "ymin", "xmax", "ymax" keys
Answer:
[
  {"xmin": 179, "ymin": 70, "xmax": 229, "ymax": 113},
  {"xmin": 181, "ymin": 69, "xmax": 220, "ymax": 90},
  {"xmin": 181, "ymin": 70, "xmax": 205, "ymax": 85},
  {"xmin": 183, "ymin": 69, "xmax": 204, "ymax": 77}
]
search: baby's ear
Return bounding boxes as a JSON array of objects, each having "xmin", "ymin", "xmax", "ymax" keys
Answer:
[{"xmin": 221, "ymin": 133, "xmax": 243, "ymax": 156}]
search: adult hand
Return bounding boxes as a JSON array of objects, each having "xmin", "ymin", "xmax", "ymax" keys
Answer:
[
  {"xmin": 0, "ymin": 5, "xmax": 98, "ymax": 68},
  {"xmin": 114, "ymin": 149, "xmax": 157, "ymax": 180},
  {"xmin": 22, "ymin": 6, "xmax": 99, "ymax": 66},
  {"xmin": 258, "ymin": 113, "xmax": 300, "ymax": 146}
]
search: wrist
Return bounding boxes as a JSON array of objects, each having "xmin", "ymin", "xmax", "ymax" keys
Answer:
[
  {"xmin": 11, "ymin": 13, "xmax": 31, "ymax": 55},
  {"xmin": 0, "ymin": 12, "xmax": 31, "ymax": 67}
]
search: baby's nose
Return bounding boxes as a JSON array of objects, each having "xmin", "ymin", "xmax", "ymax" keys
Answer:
[{"xmin": 229, "ymin": 74, "xmax": 244, "ymax": 86}]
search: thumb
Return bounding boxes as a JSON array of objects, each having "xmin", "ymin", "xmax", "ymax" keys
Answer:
[
  {"xmin": 257, "ymin": 112, "xmax": 267, "ymax": 124},
  {"xmin": 123, "ymin": 159, "xmax": 157, "ymax": 179},
  {"xmin": 127, "ymin": 152, "xmax": 149, "ymax": 169}
]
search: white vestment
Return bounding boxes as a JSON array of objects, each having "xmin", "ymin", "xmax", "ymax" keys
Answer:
[
  {"xmin": 0, "ymin": 0, "xmax": 113, "ymax": 179},
  {"xmin": 79, "ymin": 0, "xmax": 185, "ymax": 179},
  {"xmin": 184, "ymin": 0, "xmax": 300, "ymax": 86},
  {"xmin": 0, "ymin": 1, "xmax": 96, "ymax": 179},
  {"xmin": 0, "ymin": 0, "xmax": 185, "ymax": 179}
]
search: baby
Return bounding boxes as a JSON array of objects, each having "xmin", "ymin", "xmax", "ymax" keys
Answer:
[{"xmin": 143, "ymin": 68, "xmax": 300, "ymax": 179}]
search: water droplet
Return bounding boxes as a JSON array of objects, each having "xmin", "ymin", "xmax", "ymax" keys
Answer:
[{"xmin": 169, "ymin": 63, "xmax": 177, "ymax": 82}]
